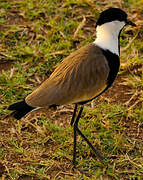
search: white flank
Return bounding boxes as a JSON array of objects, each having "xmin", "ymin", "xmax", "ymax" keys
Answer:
[
  {"xmin": 94, "ymin": 20, "xmax": 125, "ymax": 56},
  {"xmin": 22, "ymin": 107, "xmax": 41, "ymax": 119},
  {"xmin": 30, "ymin": 107, "xmax": 41, "ymax": 113}
]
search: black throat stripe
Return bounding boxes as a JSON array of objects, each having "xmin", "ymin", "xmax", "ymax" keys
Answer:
[
  {"xmin": 102, "ymin": 49, "xmax": 120, "ymax": 88},
  {"xmin": 78, "ymin": 49, "xmax": 120, "ymax": 105}
]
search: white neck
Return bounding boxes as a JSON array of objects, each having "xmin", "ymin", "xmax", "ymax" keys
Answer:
[{"xmin": 94, "ymin": 21, "xmax": 125, "ymax": 56}]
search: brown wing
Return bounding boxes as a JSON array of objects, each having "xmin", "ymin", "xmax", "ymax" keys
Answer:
[{"xmin": 25, "ymin": 43, "xmax": 109, "ymax": 107}]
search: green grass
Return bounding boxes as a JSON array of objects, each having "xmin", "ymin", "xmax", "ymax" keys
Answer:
[{"xmin": 0, "ymin": 0, "xmax": 143, "ymax": 179}]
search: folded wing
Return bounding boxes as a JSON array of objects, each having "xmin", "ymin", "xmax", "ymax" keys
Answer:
[{"xmin": 25, "ymin": 43, "xmax": 109, "ymax": 107}]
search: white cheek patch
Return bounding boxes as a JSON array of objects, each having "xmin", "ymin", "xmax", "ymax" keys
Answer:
[
  {"xmin": 113, "ymin": 21, "xmax": 126, "ymax": 32},
  {"xmin": 94, "ymin": 21, "xmax": 126, "ymax": 56}
]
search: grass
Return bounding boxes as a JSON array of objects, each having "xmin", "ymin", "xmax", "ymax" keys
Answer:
[{"xmin": 0, "ymin": 0, "xmax": 143, "ymax": 179}]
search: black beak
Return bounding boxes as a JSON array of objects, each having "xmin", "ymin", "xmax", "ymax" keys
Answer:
[{"xmin": 126, "ymin": 19, "xmax": 136, "ymax": 27}]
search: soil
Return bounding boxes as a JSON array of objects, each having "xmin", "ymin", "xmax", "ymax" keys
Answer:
[{"xmin": 0, "ymin": 60, "xmax": 13, "ymax": 72}]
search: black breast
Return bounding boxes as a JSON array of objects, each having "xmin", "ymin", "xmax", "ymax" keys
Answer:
[
  {"xmin": 101, "ymin": 49, "xmax": 120, "ymax": 88},
  {"xmin": 78, "ymin": 49, "xmax": 120, "ymax": 105}
]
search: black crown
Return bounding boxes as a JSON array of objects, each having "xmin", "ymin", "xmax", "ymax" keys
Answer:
[{"xmin": 96, "ymin": 8, "xmax": 127, "ymax": 27}]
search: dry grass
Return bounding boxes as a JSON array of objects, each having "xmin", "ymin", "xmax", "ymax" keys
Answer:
[{"xmin": 0, "ymin": 0, "xmax": 143, "ymax": 179}]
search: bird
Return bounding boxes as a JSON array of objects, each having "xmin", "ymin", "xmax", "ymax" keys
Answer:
[{"xmin": 8, "ymin": 8, "xmax": 136, "ymax": 168}]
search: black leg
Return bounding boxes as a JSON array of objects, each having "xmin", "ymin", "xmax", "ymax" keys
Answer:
[
  {"xmin": 70, "ymin": 104, "xmax": 78, "ymax": 126},
  {"xmin": 75, "ymin": 127, "xmax": 104, "ymax": 162},
  {"xmin": 72, "ymin": 105, "xmax": 84, "ymax": 167},
  {"xmin": 71, "ymin": 104, "xmax": 104, "ymax": 172},
  {"xmin": 73, "ymin": 106, "xmax": 104, "ymax": 164},
  {"xmin": 73, "ymin": 124, "xmax": 77, "ymax": 167}
]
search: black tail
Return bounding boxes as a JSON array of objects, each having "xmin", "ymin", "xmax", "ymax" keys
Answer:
[{"xmin": 8, "ymin": 100, "xmax": 35, "ymax": 120}]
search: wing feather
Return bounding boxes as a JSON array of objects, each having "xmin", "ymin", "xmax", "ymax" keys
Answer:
[{"xmin": 26, "ymin": 43, "xmax": 109, "ymax": 107}]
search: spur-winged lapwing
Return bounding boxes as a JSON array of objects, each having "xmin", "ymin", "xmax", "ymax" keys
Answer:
[{"xmin": 8, "ymin": 8, "xmax": 136, "ymax": 167}]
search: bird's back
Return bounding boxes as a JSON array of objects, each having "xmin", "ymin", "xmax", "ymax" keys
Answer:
[{"xmin": 25, "ymin": 43, "xmax": 110, "ymax": 107}]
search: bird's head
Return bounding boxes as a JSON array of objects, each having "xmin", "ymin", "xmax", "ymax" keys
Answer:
[
  {"xmin": 94, "ymin": 8, "xmax": 136, "ymax": 55},
  {"xmin": 95, "ymin": 8, "xmax": 136, "ymax": 32}
]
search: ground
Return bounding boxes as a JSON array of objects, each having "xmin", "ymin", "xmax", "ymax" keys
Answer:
[{"xmin": 0, "ymin": 0, "xmax": 143, "ymax": 179}]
